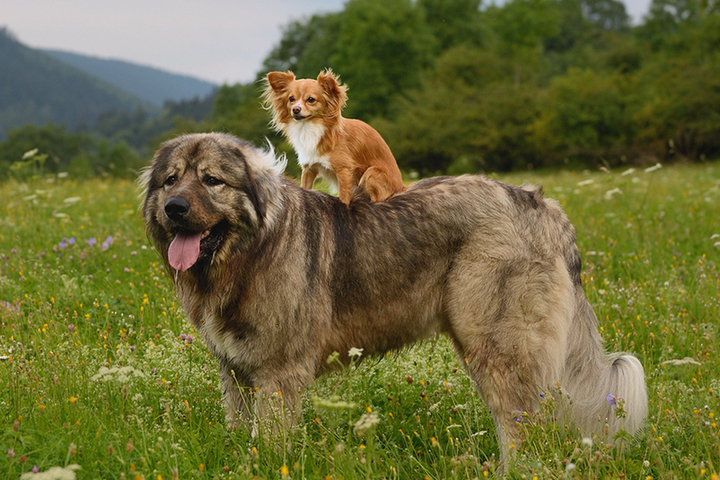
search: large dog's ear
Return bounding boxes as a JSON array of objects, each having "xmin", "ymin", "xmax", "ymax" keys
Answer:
[
  {"xmin": 242, "ymin": 164, "xmax": 266, "ymax": 229},
  {"xmin": 266, "ymin": 71, "xmax": 295, "ymax": 92},
  {"xmin": 225, "ymin": 141, "xmax": 268, "ymax": 229},
  {"xmin": 317, "ymin": 69, "xmax": 348, "ymax": 113}
]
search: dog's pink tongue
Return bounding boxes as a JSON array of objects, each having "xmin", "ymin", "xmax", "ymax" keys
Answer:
[{"xmin": 168, "ymin": 232, "xmax": 202, "ymax": 271}]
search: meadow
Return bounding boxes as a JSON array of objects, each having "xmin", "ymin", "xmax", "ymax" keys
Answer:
[{"xmin": 1, "ymin": 160, "xmax": 718, "ymax": 479}]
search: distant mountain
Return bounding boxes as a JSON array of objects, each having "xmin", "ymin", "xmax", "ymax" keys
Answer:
[
  {"xmin": 0, "ymin": 28, "xmax": 153, "ymax": 140},
  {"xmin": 43, "ymin": 49, "xmax": 218, "ymax": 107}
]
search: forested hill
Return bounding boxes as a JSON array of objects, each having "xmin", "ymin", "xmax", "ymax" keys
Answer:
[
  {"xmin": 42, "ymin": 49, "xmax": 217, "ymax": 107},
  {"xmin": 0, "ymin": 28, "xmax": 152, "ymax": 140}
]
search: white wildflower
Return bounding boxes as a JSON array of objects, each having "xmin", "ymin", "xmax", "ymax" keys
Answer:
[
  {"xmin": 582, "ymin": 437, "xmax": 593, "ymax": 447},
  {"xmin": 644, "ymin": 163, "xmax": 662, "ymax": 173},
  {"xmin": 20, "ymin": 464, "xmax": 81, "ymax": 480},
  {"xmin": 22, "ymin": 148, "xmax": 39, "ymax": 160},
  {"xmin": 353, "ymin": 411, "xmax": 380, "ymax": 436},
  {"xmin": 63, "ymin": 197, "xmax": 82, "ymax": 204},
  {"xmin": 91, "ymin": 365, "xmax": 145, "ymax": 383},
  {"xmin": 348, "ymin": 347, "xmax": 364, "ymax": 358},
  {"xmin": 577, "ymin": 179, "xmax": 595, "ymax": 186},
  {"xmin": 661, "ymin": 357, "xmax": 701, "ymax": 366},
  {"xmin": 312, "ymin": 396, "xmax": 357, "ymax": 410},
  {"xmin": 621, "ymin": 168, "xmax": 636, "ymax": 176},
  {"xmin": 604, "ymin": 188, "xmax": 622, "ymax": 199}
]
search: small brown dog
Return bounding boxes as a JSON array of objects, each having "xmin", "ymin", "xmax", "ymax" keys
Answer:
[{"xmin": 263, "ymin": 69, "xmax": 405, "ymax": 204}]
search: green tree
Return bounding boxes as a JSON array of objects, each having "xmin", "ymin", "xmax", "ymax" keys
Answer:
[
  {"xmin": 207, "ymin": 83, "xmax": 274, "ymax": 145},
  {"xmin": 260, "ymin": 13, "xmax": 343, "ymax": 79},
  {"xmin": 581, "ymin": 0, "xmax": 630, "ymax": 30},
  {"xmin": 485, "ymin": 0, "xmax": 561, "ymax": 85},
  {"xmin": 418, "ymin": 0, "xmax": 485, "ymax": 50},
  {"xmin": 376, "ymin": 46, "xmax": 541, "ymax": 174},
  {"xmin": 636, "ymin": 0, "xmax": 700, "ymax": 49},
  {"xmin": 531, "ymin": 67, "xmax": 634, "ymax": 163},
  {"xmin": 331, "ymin": 0, "xmax": 436, "ymax": 119}
]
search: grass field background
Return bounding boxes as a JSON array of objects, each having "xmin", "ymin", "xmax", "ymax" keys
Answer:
[{"xmin": 1, "ymin": 161, "xmax": 718, "ymax": 479}]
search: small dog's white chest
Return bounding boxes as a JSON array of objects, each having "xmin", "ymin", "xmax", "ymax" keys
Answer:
[
  {"xmin": 286, "ymin": 122, "xmax": 328, "ymax": 167},
  {"xmin": 285, "ymin": 121, "xmax": 338, "ymax": 191}
]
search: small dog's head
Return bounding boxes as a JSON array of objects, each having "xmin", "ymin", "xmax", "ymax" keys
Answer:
[{"xmin": 263, "ymin": 69, "xmax": 348, "ymax": 128}]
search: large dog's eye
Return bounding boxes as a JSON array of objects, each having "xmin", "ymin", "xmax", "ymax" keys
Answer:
[
  {"xmin": 204, "ymin": 176, "xmax": 224, "ymax": 187},
  {"xmin": 165, "ymin": 175, "xmax": 177, "ymax": 186},
  {"xmin": 307, "ymin": 97, "xmax": 316, "ymax": 104}
]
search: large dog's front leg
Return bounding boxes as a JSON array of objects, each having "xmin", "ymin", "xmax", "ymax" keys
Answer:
[
  {"xmin": 219, "ymin": 365, "xmax": 255, "ymax": 430},
  {"xmin": 253, "ymin": 379, "xmax": 304, "ymax": 435}
]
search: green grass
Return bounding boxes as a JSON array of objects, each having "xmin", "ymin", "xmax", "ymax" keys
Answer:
[{"xmin": 1, "ymin": 162, "xmax": 719, "ymax": 479}]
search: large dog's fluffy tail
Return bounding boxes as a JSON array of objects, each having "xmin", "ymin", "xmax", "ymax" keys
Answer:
[{"xmin": 561, "ymin": 292, "xmax": 648, "ymax": 439}]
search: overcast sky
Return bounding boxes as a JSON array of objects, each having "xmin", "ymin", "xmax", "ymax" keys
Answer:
[{"xmin": 3, "ymin": 0, "xmax": 652, "ymax": 86}]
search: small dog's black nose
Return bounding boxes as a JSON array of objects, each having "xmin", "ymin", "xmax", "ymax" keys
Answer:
[
  {"xmin": 164, "ymin": 196, "xmax": 190, "ymax": 221},
  {"xmin": 292, "ymin": 106, "xmax": 302, "ymax": 115}
]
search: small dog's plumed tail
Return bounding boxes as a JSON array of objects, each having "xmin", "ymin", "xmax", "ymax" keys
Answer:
[{"xmin": 561, "ymin": 292, "xmax": 648, "ymax": 440}]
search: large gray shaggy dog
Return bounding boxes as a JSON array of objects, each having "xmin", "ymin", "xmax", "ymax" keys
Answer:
[{"xmin": 141, "ymin": 132, "xmax": 647, "ymax": 463}]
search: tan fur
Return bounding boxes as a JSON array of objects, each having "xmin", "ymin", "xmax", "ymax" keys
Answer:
[
  {"xmin": 142, "ymin": 133, "xmax": 648, "ymax": 466},
  {"xmin": 263, "ymin": 69, "xmax": 405, "ymax": 204}
]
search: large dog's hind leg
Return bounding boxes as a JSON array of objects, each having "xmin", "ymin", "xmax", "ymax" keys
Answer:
[
  {"xmin": 451, "ymin": 334, "xmax": 543, "ymax": 466},
  {"xmin": 446, "ymin": 256, "xmax": 574, "ymax": 467}
]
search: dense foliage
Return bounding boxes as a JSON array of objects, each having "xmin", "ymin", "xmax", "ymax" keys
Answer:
[{"xmin": 204, "ymin": 0, "xmax": 720, "ymax": 174}]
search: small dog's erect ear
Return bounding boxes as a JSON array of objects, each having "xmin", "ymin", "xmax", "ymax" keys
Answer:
[
  {"xmin": 317, "ymin": 69, "xmax": 348, "ymax": 109},
  {"xmin": 266, "ymin": 71, "xmax": 295, "ymax": 92}
]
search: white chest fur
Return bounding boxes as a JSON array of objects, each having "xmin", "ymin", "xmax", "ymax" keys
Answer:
[
  {"xmin": 285, "ymin": 121, "xmax": 328, "ymax": 168},
  {"xmin": 284, "ymin": 121, "xmax": 338, "ymax": 191}
]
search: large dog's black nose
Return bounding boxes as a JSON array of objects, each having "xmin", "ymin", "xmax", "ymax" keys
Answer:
[{"xmin": 164, "ymin": 196, "xmax": 190, "ymax": 221}]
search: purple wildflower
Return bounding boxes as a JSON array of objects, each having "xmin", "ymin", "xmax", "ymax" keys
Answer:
[
  {"xmin": 88, "ymin": 238, "xmax": 97, "ymax": 246},
  {"xmin": 69, "ymin": 237, "xmax": 76, "ymax": 245},
  {"xmin": 32, "ymin": 466, "xmax": 39, "ymax": 473},
  {"xmin": 68, "ymin": 324, "xmax": 75, "ymax": 332},
  {"xmin": 58, "ymin": 238, "xmax": 68, "ymax": 249},
  {"xmin": 179, "ymin": 333, "xmax": 187, "ymax": 341},
  {"xmin": 606, "ymin": 393, "xmax": 617, "ymax": 406},
  {"xmin": 186, "ymin": 334, "xmax": 194, "ymax": 344}
]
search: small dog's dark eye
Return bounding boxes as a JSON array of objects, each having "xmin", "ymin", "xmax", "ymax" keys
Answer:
[
  {"xmin": 289, "ymin": 96, "xmax": 295, "ymax": 102},
  {"xmin": 205, "ymin": 176, "xmax": 224, "ymax": 186},
  {"xmin": 165, "ymin": 175, "xmax": 177, "ymax": 186},
  {"xmin": 307, "ymin": 97, "xmax": 316, "ymax": 103}
]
